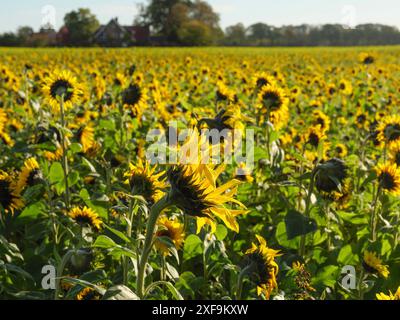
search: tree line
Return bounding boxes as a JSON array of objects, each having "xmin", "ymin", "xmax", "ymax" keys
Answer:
[{"xmin": 1, "ymin": 0, "xmax": 400, "ymax": 47}]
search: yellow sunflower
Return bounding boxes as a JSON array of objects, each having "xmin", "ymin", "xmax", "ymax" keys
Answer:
[
  {"xmin": 312, "ymin": 110, "xmax": 330, "ymax": 133},
  {"xmin": 257, "ymin": 84, "xmax": 289, "ymax": 130},
  {"xmin": 154, "ymin": 216, "xmax": 185, "ymax": 256},
  {"xmin": 375, "ymin": 163, "xmax": 400, "ymax": 195},
  {"xmin": 376, "ymin": 286, "xmax": 400, "ymax": 300},
  {"xmin": 68, "ymin": 206, "xmax": 103, "ymax": 231},
  {"xmin": 16, "ymin": 157, "xmax": 41, "ymax": 193},
  {"xmin": 124, "ymin": 159, "xmax": 167, "ymax": 205},
  {"xmin": 76, "ymin": 287, "xmax": 101, "ymax": 300},
  {"xmin": 363, "ymin": 251, "xmax": 389, "ymax": 279},
  {"xmin": 42, "ymin": 70, "xmax": 82, "ymax": 112},
  {"xmin": 376, "ymin": 115, "xmax": 400, "ymax": 148},
  {"xmin": 76, "ymin": 125, "xmax": 95, "ymax": 153},
  {"xmin": 121, "ymin": 82, "xmax": 147, "ymax": 119},
  {"xmin": 234, "ymin": 162, "xmax": 254, "ymax": 183},
  {"xmin": 245, "ymin": 235, "xmax": 281, "ymax": 299},
  {"xmin": 0, "ymin": 170, "xmax": 24, "ymax": 214}
]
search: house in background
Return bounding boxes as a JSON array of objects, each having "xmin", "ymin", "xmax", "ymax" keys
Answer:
[{"xmin": 93, "ymin": 18, "xmax": 150, "ymax": 47}]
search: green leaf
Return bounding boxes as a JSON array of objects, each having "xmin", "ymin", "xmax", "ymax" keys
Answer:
[
  {"xmin": 93, "ymin": 235, "xmax": 117, "ymax": 249},
  {"xmin": 338, "ymin": 244, "xmax": 358, "ymax": 265},
  {"xmin": 68, "ymin": 171, "xmax": 80, "ymax": 187},
  {"xmin": 80, "ymin": 188, "xmax": 108, "ymax": 219},
  {"xmin": 69, "ymin": 143, "xmax": 83, "ymax": 154},
  {"xmin": 284, "ymin": 210, "xmax": 317, "ymax": 240},
  {"xmin": 312, "ymin": 265, "xmax": 339, "ymax": 287},
  {"xmin": 16, "ymin": 201, "xmax": 45, "ymax": 223},
  {"xmin": 102, "ymin": 285, "xmax": 139, "ymax": 300},
  {"xmin": 215, "ymin": 224, "xmax": 228, "ymax": 241},
  {"xmin": 48, "ymin": 162, "xmax": 65, "ymax": 195},
  {"xmin": 104, "ymin": 224, "xmax": 131, "ymax": 244},
  {"xmin": 183, "ymin": 235, "xmax": 203, "ymax": 261}
]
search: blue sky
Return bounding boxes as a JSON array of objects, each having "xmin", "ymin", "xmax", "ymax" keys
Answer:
[{"xmin": 0, "ymin": 0, "xmax": 399, "ymax": 32}]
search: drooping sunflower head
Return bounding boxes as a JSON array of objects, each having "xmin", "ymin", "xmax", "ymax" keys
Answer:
[
  {"xmin": 375, "ymin": 163, "xmax": 400, "ymax": 195},
  {"xmin": 124, "ymin": 159, "xmax": 167, "ymax": 205},
  {"xmin": 68, "ymin": 206, "xmax": 103, "ymax": 231},
  {"xmin": 363, "ymin": 251, "xmax": 389, "ymax": 279},
  {"xmin": 0, "ymin": 170, "xmax": 24, "ymax": 215},
  {"xmin": 155, "ymin": 215, "xmax": 185, "ymax": 256},
  {"xmin": 16, "ymin": 157, "xmax": 43, "ymax": 192},
  {"xmin": 245, "ymin": 235, "xmax": 281, "ymax": 299},
  {"xmin": 167, "ymin": 162, "xmax": 246, "ymax": 233},
  {"xmin": 315, "ymin": 158, "xmax": 348, "ymax": 194},
  {"xmin": 42, "ymin": 70, "xmax": 82, "ymax": 112},
  {"xmin": 216, "ymin": 82, "xmax": 236, "ymax": 103},
  {"xmin": 376, "ymin": 115, "xmax": 400, "ymax": 148}
]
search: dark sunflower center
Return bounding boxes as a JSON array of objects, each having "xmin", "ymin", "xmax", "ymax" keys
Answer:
[
  {"xmin": 308, "ymin": 133, "xmax": 320, "ymax": 147},
  {"xmin": 157, "ymin": 229, "xmax": 172, "ymax": 238},
  {"xmin": 74, "ymin": 215, "xmax": 94, "ymax": 225},
  {"xmin": 364, "ymin": 56, "xmax": 374, "ymax": 65},
  {"xmin": 379, "ymin": 172, "xmax": 396, "ymax": 190},
  {"xmin": 357, "ymin": 115, "xmax": 366, "ymax": 124},
  {"xmin": 0, "ymin": 180, "xmax": 12, "ymax": 209},
  {"xmin": 262, "ymin": 92, "xmax": 281, "ymax": 111},
  {"xmin": 50, "ymin": 79, "xmax": 73, "ymax": 102},
  {"xmin": 257, "ymin": 78, "xmax": 270, "ymax": 88},
  {"xmin": 384, "ymin": 124, "xmax": 400, "ymax": 142},
  {"xmin": 122, "ymin": 84, "xmax": 142, "ymax": 106}
]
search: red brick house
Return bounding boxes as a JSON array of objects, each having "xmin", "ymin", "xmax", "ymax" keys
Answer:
[{"xmin": 93, "ymin": 18, "xmax": 150, "ymax": 47}]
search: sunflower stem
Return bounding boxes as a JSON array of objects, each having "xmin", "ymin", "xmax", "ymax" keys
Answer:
[
  {"xmin": 235, "ymin": 264, "xmax": 253, "ymax": 300},
  {"xmin": 136, "ymin": 195, "xmax": 171, "ymax": 298},
  {"xmin": 370, "ymin": 184, "xmax": 382, "ymax": 242},
  {"xmin": 59, "ymin": 97, "xmax": 70, "ymax": 210},
  {"xmin": 299, "ymin": 168, "xmax": 317, "ymax": 257},
  {"xmin": 54, "ymin": 250, "xmax": 74, "ymax": 300}
]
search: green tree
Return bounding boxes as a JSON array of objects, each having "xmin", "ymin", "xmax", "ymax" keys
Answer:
[{"xmin": 64, "ymin": 8, "xmax": 99, "ymax": 46}]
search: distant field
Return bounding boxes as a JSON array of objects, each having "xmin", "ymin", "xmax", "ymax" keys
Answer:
[{"xmin": 0, "ymin": 46, "xmax": 399, "ymax": 300}]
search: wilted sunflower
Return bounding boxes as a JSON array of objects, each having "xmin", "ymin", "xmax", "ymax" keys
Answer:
[
  {"xmin": 124, "ymin": 159, "xmax": 167, "ymax": 205},
  {"xmin": 315, "ymin": 158, "xmax": 348, "ymax": 199},
  {"xmin": 363, "ymin": 251, "xmax": 389, "ymax": 278},
  {"xmin": 375, "ymin": 163, "xmax": 400, "ymax": 195},
  {"xmin": 16, "ymin": 157, "xmax": 42, "ymax": 192},
  {"xmin": 257, "ymin": 84, "xmax": 289, "ymax": 130},
  {"xmin": 154, "ymin": 216, "xmax": 185, "ymax": 256},
  {"xmin": 376, "ymin": 115, "xmax": 400, "ymax": 148},
  {"xmin": 0, "ymin": 170, "xmax": 24, "ymax": 214},
  {"xmin": 244, "ymin": 235, "xmax": 281, "ymax": 299},
  {"xmin": 376, "ymin": 286, "xmax": 400, "ymax": 300},
  {"xmin": 42, "ymin": 70, "xmax": 82, "ymax": 111},
  {"xmin": 68, "ymin": 206, "xmax": 102, "ymax": 231}
]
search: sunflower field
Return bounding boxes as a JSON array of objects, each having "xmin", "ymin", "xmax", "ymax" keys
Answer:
[{"xmin": 0, "ymin": 47, "xmax": 400, "ymax": 301}]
